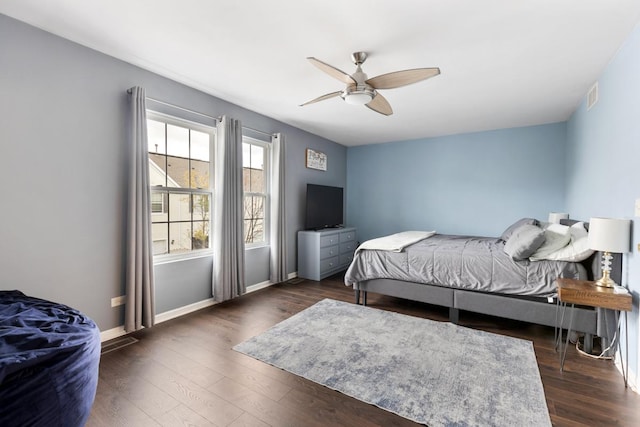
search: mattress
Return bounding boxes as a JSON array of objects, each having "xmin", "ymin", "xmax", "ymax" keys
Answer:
[
  {"xmin": 344, "ymin": 234, "xmax": 585, "ymax": 298},
  {"xmin": 0, "ymin": 290, "xmax": 101, "ymax": 427}
]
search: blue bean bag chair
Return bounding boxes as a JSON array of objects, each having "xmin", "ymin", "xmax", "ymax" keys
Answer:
[{"xmin": 0, "ymin": 290, "xmax": 100, "ymax": 427}]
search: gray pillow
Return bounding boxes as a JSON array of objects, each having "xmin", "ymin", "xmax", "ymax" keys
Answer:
[
  {"xmin": 504, "ymin": 224, "xmax": 545, "ymax": 260},
  {"xmin": 500, "ymin": 218, "xmax": 538, "ymax": 241}
]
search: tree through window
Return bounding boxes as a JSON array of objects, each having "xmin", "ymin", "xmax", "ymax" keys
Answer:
[{"xmin": 242, "ymin": 138, "xmax": 269, "ymax": 245}]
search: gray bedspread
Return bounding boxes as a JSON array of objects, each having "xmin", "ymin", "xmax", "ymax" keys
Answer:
[{"xmin": 344, "ymin": 234, "xmax": 585, "ymax": 297}]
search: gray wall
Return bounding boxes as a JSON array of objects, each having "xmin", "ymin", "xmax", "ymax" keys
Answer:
[{"xmin": 0, "ymin": 14, "xmax": 347, "ymax": 331}]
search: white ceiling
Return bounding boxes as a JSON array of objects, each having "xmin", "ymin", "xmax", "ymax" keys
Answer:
[{"xmin": 2, "ymin": 1, "xmax": 640, "ymax": 146}]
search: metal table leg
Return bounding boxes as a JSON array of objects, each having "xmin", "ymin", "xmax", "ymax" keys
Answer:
[
  {"xmin": 556, "ymin": 300, "xmax": 567, "ymax": 353},
  {"xmin": 560, "ymin": 303, "xmax": 575, "ymax": 371},
  {"xmin": 554, "ymin": 297, "xmax": 559, "ymax": 351},
  {"xmin": 625, "ymin": 311, "xmax": 629, "ymax": 388},
  {"xmin": 616, "ymin": 310, "xmax": 629, "ymax": 388}
]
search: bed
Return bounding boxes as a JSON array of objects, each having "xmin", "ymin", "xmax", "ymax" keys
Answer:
[
  {"xmin": 344, "ymin": 218, "xmax": 620, "ymax": 352},
  {"xmin": 0, "ymin": 290, "xmax": 101, "ymax": 427}
]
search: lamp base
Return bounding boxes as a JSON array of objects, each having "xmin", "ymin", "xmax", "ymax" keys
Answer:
[
  {"xmin": 595, "ymin": 251, "xmax": 617, "ymax": 288},
  {"xmin": 595, "ymin": 277, "xmax": 617, "ymax": 288}
]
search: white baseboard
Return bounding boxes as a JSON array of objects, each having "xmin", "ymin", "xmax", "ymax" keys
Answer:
[
  {"xmin": 246, "ymin": 280, "xmax": 273, "ymax": 293},
  {"xmin": 100, "ymin": 299, "xmax": 218, "ymax": 342},
  {"xmin": 155, "ymin": 297, "xmax": 217, "ymax": 324},
  {"xmin": 99, "ymin": 276, "xmax": 297, "ymax": 343},
  {"xmin": 100, "ymin": 326, "xmax": 127, "ymax": 342}
]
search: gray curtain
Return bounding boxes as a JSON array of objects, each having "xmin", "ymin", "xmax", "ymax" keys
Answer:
[
  {"xmin": 125, "ymin": 86, "xmax": 155, "ymax": 332},
  {"xmin": 270, "ymin": 133, "xmax": 287, "ymax": 283},
  {"xmin": 213, "ymin": 116, "xmax": 246, "ymax": 301}
]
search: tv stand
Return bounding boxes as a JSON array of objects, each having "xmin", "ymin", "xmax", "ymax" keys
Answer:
[{"xmin": 298, "ymin": 227, "xmax": 357, "ymax": 281}]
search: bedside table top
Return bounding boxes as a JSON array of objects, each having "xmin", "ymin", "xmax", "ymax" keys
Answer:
[{"xmin": 556, "ymin": 278, "xmax": 632, "ymax": 311}]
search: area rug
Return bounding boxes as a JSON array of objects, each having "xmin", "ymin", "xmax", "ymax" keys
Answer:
[{"xmin": 233, "ymin": 299, "xmax": 551, "ymax": 427}]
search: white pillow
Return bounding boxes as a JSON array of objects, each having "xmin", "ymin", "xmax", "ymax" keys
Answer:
[
  {"xmin": 531, "ymin": 222, "xmax": 594, "ymax": 262},
  {"xmin": 529, "ymin": 223, "xmax": 571, "ymax": 260}
]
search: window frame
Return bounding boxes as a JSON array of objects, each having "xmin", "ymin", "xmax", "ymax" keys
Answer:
[
  {"xmin": 242, "ymin": 136, "xmax": 270, "ymax": 249},
  {"xmin": 150, "ymin": 192, "xmax": 167, "ymax": 215},
  {"xmin": 147, "ymin": 110, "xmax": 216, "ymax": 263}
]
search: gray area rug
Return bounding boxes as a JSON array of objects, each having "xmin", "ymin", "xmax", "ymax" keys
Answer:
[{"xmin": 234, "ymin": 299, "xmax": 551, "ymax": 427}]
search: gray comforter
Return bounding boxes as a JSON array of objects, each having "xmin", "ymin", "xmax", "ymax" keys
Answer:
[{"xmin": 344, "ymin": 234, "xmax": 585, "ymax": 297}]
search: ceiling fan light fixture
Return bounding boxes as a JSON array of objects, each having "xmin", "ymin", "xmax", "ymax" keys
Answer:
[
  {"xmin": 344, "ymin": 93, "xmax": 372, "ymax": 105},
  {"xmin": 342, "ymin": 88, "xmax": 374, "ymax": 105},
  {"xmin": 303, "ymin": 53, "xmax": 440, "ymax": 115}
]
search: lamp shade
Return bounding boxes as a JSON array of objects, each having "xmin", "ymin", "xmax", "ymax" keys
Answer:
[
  {"xmin": 588, "ymin": 217, "xmax": 631, "ymax": 253},
  {"xmin": 548, "ymin": 212, "xmax": 569, "ymax": 224}
]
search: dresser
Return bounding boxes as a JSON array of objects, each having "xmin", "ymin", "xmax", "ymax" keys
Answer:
[{"xmin": 297, "ymin": 227, "xmax": 357, "ymax": 281}]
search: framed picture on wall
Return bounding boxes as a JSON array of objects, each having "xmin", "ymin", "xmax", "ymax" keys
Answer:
[{"xmin": 306, "ymin": 148, "xmax": 327, "ymax": 171}]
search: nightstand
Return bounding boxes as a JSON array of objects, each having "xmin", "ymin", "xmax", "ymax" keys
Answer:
[{"xmin": 555, "ymin": 278, "xmax": 632, "ymax": 387}]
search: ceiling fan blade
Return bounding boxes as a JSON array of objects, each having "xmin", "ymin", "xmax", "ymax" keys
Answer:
[
  {"xmin": 366, "ymin": 68, "xmax": 440, "ymax": 90},
  {"xmin": 307, "ymin": 57, "xmax": 357, "ymax": 85},
  {"xmin": 300, "ymin": 91, "xmax": 342, "ymax": 107},
  {"xmin": 366, "ymin": 93, "xmax": 393, "ymax": 116}
]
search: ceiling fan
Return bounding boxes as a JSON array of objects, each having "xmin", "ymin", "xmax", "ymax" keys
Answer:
[{"xmin": 300, "ymin": 52, "xmax": 440, "ymax": 116}]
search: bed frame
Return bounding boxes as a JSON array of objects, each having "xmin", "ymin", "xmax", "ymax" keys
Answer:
[{"xmin": 352, "ymin": 249, "xmax": 620, "ymax": 354}]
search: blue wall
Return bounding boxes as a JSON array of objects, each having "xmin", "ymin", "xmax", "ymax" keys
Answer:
[
  {"xmin": 566, "ymin": 22, "xmax": 640, "ymax": 386},
  {"xmin": 346, "ymin": 123, "xmax": 567, "ymax": 242},
  {"xmin": 346, "ymin": 21, "xmax": 640, "ymax": 385}
]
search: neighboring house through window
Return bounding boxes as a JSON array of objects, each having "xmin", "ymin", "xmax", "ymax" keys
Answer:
[{"xmin": 147, "ymin": 112, "xmax": 215, "ymax": 258}]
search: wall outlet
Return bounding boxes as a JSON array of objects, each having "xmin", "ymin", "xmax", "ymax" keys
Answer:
[
  {"xmin": 635, "ymin": 199, "xmax": 640, "ymax": 217},
  {"xmin": 111, "ymin": 295, "xmax": 126, "ymax": 307}
]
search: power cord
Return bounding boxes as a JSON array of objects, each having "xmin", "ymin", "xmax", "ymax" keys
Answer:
[{"xmin": 574, "ymin": 315, "xmax": 621, "ymax": 360}]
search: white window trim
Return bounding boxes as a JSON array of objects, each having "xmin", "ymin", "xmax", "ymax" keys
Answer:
[
  {"xmin": 147, "ymin": 110, "xmax": 216, "ymax": 263},
  {"xmin": 243, "ymin": 136, "xmax": 270, "ymax": 249}
]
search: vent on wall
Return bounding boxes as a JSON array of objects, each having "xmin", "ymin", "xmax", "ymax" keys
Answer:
[{"xmin": 587, "ymin": 82, "xmax": 598, "ymax": 110}]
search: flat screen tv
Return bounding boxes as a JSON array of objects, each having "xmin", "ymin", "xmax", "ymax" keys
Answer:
[{"xmin": 305, "ymin": 184, "xmax": 344, "ymax": 230}]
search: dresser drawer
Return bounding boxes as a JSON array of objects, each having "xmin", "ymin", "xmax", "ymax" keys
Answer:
[
  {"xmin": 340, "ymin": 242, "xmax": 356, "ymax": 254},
  {"xmin": 320, "ymin": 245, "xmax": 339, "ymax": 259},
  {"xmin": 340, "ymin": 231, "xmax": 355, "ymax": 242},
  {"xmin": 340, "ymin": 253, "xmax": 354, "ymax": 265},
  {"xmin": 320, "ymin": 256, "xmax": 340, "ymax": 273},
  {"xmin": 320, "ymin": 235, "xmax": 340, "ymax": 247}
]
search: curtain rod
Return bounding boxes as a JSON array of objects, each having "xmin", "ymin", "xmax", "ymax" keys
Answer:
[
  {"xmin": 126, "ymin": 89, "xmax": 275, "ymax": 137},
  {"xmin": 147, "ymin": 96, "xmax": 218, "ymax": 122}
]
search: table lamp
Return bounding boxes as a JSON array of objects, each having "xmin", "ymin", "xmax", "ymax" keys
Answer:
[{"xmin": 588, "ymin": 217, "xmax": 631, "ymax": 287}]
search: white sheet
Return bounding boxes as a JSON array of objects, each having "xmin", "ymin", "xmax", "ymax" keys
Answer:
[{"xmin": 355, "ymin": 230, "xmax": 436, "ymax": 255}]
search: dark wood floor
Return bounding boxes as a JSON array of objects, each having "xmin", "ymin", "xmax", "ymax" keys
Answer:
[{"xmin": 88, "ymin": 274, "xmax": 640, "ymax": 426}]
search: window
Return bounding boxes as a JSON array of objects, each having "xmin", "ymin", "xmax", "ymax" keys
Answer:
[
  {"xmin": 242, "ymin": 138, "xmax": 269, "ymax": 246},
  {"xmin": 147, "ymin": 112, "xmax": 215, "ymax": 257},
  {"xmin": 151, "ymin": 192, "xmax": 167, "ymax": 214}
]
